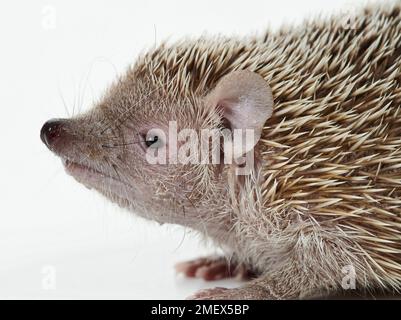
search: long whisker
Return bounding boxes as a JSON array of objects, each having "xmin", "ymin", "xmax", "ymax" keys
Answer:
[
  {"xmin": 57, "ymin": 84, "xmax": 71, "ymax": 117},
  {"xmin": 101, "ymin": 140, "xmax": 143, "ymax": 148},
  {"xmin": 77, "ymin": 62, "xmax": 94, "ymax": 115}
]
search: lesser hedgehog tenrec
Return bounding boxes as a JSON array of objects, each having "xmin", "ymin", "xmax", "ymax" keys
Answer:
[{"xmin": 40, "ymin": 2, "xmax": 401, "ymax": 299}]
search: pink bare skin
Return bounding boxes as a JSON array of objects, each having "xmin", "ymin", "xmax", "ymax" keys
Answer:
[{"xmin": 175, "ymin": 256, "xmax": 255, "ymax": 281}]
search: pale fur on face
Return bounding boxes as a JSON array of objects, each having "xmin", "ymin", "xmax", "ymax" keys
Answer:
[
  {"xmin": 54, "ymin": 70, "xmax": 271, "ymax": 247},
  {"xmin": 43, "ymin": 1, "xmax": 401, "ymax": 299}
]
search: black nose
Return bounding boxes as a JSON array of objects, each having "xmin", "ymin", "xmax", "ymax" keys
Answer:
[{"xmin": 40, "ymin": 118, "xmax": 66, "ymax": 149}]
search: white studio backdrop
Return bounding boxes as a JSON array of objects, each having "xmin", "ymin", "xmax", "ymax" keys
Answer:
[{"xmin": 0, "ymin": 0, "xmax": 368, "ymax": 299}]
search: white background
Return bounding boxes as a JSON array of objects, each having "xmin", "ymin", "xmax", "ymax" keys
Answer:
[{"xmin": 0, "ymin": 0, "xmax": 367, "ymax": 299}]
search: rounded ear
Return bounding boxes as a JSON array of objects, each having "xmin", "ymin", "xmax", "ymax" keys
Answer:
[{"xmin": 206, "ymin": 70, "xmax": 273, "ymax": 158}]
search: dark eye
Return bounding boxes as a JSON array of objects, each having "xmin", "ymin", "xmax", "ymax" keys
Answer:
[{"xmin": 145, "ymin": 135, "xmax": 159, "ymax": 147}]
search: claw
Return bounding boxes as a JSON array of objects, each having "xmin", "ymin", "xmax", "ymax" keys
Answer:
[{"xmin": 175, "ymin": 256, "xmax": 254, "ymax": 281}]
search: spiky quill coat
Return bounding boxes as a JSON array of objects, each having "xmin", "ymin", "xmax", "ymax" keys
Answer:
[{"xmin": 133, "ymin": 2, "xmax": 401, "ymax": 297}]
